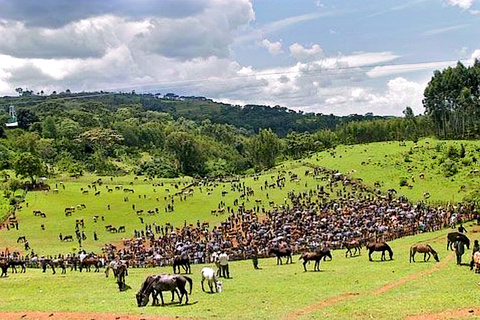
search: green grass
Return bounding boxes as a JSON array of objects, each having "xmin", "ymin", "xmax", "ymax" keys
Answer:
[
  {"xmin": 309, "ymin": 138, "xmax": 480, "ymax": 203},
  {"xmin": 0, "ymin": 226, "xmax": 476, "ymax": 320}
]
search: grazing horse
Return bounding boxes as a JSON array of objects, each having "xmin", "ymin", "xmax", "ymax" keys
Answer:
[
  {"xmin": 136, "ymin": 274, "xmax": 192, "ymax": 307},
  {"xmin": 447, "ymin": 232, "xmax": 470, "ymax": 251},
  {"xmin": 410, "ymin": 244, "xmax": 439, "ymax": 263},
  {"xmin": 201, "ymin": 267, "xmax": 222, "ymax": 293},
  {"xmin": 173, "ymin": 254, "xmax": 191, "ymax": 274},
  {"xmin": 366, "ymin": 242, "xmax": 393, "ymax": 261},
  {"xmin": 299, "ymin": 250, "xmax": 332, "ymax": 272},
  {"xmin": 344, "ymin": 240, "xmax": 362, "ymax": 257},
  {"xmin": 268, "ymin": 247, "xmax": 292, "ymax": 265}
]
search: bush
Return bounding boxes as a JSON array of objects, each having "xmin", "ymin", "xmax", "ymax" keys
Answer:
[
  {"xmin": 399, "ymin": 177, "xmax": 408, "ymax": 187},
  {"xmin": 442, "ymin": 159, "xmax": 458, "ymax": 177},
  {"xmin": 404, "ymin": 155, "xmax": 412, "ymax": 162},
  {"xmin": 461, "ymin": 157, "xmax": 471, "ymax": 166},
  {"xmin": 136, "ymin": 157, "xmax": 179, "ymax": 178},
  {"xmin": 446, "ymin": 145, "xmax": 459, "ymax": 159}
]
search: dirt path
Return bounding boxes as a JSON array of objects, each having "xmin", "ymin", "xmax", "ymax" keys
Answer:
[
  {"xmin": 404, "ymin": 307, "xmax": 480, "ymax": 320},
  {"xmin": 283, "ymin": 253, "xmax": 453, "ymax": 320},
  {"xmin": 0, "ymin": 311, "xmax": 199, "ymax": 320}
]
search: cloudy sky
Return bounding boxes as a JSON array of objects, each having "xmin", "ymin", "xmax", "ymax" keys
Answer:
[{"xmin": 0, "ymin": 0, "xmax": 479, "ymax": 116}]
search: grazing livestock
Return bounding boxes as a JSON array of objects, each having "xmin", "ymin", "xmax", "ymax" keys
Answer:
[
  {"xmin": 366, "ymin": 242, "xmax": 393, "ymax": 261},
  {"xmin": 136, "ymin": 274, "xmax": 192, "ymax": 307},
  {"xmin": 344, "ymin": 240, "xmax": 362, "ymax": 257},
  {"xmin": 410, "ymin": 244, "xmax": 439, "ymax": 263},
  {"xmin": 201, "ymin": 267, "xmax": 222, "ymax": 293}
]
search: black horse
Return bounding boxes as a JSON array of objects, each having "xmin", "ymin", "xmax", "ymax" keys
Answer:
[
  {"xmin": 447, "ymin": 232, "xmax": 470, "ymax": 251},
  {"xmin": 136, "ymin": 274, "xmax": 192, "ymax": 307},
  {"xmin": 366, "ymin": 242, "xmax": 393, "ymax": 261},
  {"xmin": 173, "ymin": 254, "xmax": 191, "ymax": 274},
  {"xmin": 9, "ymin": 259, "xmax": 26, "ymax": 273},
  {"xmin": 268, "ymin": 247, "xmax": 293, "ymax": 265}
]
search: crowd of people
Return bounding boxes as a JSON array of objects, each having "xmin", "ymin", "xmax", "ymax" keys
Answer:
[{"xmin": 1, "ymin": 168, "xmax": 476, "ymax": 274}]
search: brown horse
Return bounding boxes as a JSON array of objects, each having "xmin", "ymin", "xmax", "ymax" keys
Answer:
[
  {"xmin": 447, "ymin": 232, "xmax": 470, "ymax": 251},
  {"xmin": 299, "ymin": 250, "xmax": 332, "ymax": 272},
  {"xmin": 268, "ymin": 247, "xmax": 292, "ymax": 265},
  {"xmin": 344, "ymin": 240, "xmax": 362, "ymax": 257},
  {"xmin": 79, "ymin": 257, "xmax": 102, "ymax": 272},
  {"xmin": 366, "ymin": 242, "xmax": 393, "ymax": 261},
  {"xmin": 49, "ymin": 259, "xmax": 67, "ymax": 274},
  {"xmin": 136, "ymin": 274, "xmax": 192, "ymax": 307},
  {"xmin": 410, "ymin": 244, "xmax": 439, "ymax": 263}
]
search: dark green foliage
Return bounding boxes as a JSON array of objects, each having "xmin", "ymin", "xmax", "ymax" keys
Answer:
[
  {"xmin": 399, "ymin": 177, "xmax": 408, "ymax": 187},
  {"xmin": 442, "ymin": 159, "xmax": 458, "ymax": 177},
  {"xmin": 137, "ymin": 158, "xmax": 179, "ymax": 178},
  {"xmin": 424, "ymin": 60, "xmax": 480, "ymax": 139}
]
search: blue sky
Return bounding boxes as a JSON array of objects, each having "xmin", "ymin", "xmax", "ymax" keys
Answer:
[{"xmin": 0, "ymin": 0, "xmax": 478, "ymax": 116}]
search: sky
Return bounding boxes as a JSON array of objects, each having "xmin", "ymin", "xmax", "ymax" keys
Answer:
[{"xmin": 0, "ymin": 0, "xmax": 479, "ymax": 116}]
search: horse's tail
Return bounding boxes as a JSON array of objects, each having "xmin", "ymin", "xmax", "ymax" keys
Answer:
[
  {"xmin": 409, "ymin": 246, "xmax": 413, "ymax": 263},
  {"xmin": 183, "ymin": 276, "xmax": 193, "ymax": 295}
]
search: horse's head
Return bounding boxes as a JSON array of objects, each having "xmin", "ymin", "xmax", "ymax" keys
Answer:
[
  {"xmin": 136, "ymin": 292, "xmax": 148, "ymax": 307},
  {"xmin": 432, "ymin": 251, "xmax": 440, "ymax": 262}
]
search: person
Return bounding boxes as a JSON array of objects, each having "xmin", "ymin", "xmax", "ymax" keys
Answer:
[
  {"xmin": 218, "ymin": 250, "xmax": 230, "ymax": 278},
  {"xmin": 252, "ymin": 249, "xmax": 259, "ymax": 269},
  {"xmin": 458, "ymin": 224, "xmax": 467, "ymax": 233},
  {"xmin": 470, "ymin": 240, "xmax": 480, "ymax": 270},
  {"xmin": 455, "ymin": 240, "xmax": 465, "ymax": 265}
]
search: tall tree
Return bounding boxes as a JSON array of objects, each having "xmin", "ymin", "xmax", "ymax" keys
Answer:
[
  {"xmin": 247, "ymin": 128, "xmax": 282, "ymax": 169},
  {"xmin": 13, "ymin": 152, "xmax": 43, "ymax": 184}
]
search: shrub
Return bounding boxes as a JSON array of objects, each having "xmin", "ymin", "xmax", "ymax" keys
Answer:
[
  {"xmin": 399, "ymin": 177, "xmax": 408, "ymax": 187},
  {"xmin": 461, "ymin": 157, "xmax": 471, "ymax": 166},
  {"xmin": 442, "ymin": 159, "xmax": 458, "ymax": 177}
]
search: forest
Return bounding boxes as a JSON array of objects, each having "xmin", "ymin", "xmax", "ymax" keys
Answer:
[{"xmin": 0, "ymin": 61, "xmax": 478, "ymax": 183}]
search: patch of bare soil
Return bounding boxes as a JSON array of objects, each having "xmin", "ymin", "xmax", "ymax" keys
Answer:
[{"xmin": 404, "ymin": 307, "xmax": 480, "ymax": 320}]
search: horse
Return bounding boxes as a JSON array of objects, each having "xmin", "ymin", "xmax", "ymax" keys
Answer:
[
  {"xmin": 344, "ymin": 240, "xmax": 362, "ymax": 257},
  {"xmin": 447, "ymin": 232, "xmax": 470, "ymax": 251},
  {"xmin": 173, "ymin": 254, "xmax": 191, "ymax": 274},
  {"xmin": 409, "ymin": 244, "xmax": 439, "ymax": 263},
  {"xmin": 136, "ymin": 274, "xmax": 192, "ymax": 307},
  {"xmin": 49, "ymin": 258, "xmax": 67, "ymax": 274},
  {"xmin": 79, "ymin": 257, "xmax": 102, "ymax": 272},
  {"xmin": 299, "ymin": 250, "xmax": 332, "ymax": 272},
  {"xmin": 366, "ymin": 242, "xmax": 393, "ymax": 261},
  {"xmin": 201, "ymin": 267, "xmax": 222, "ymax": 293},
  {"xmin": 8, "ymin": 259, "xmax": 26, "ymax": 273},
  {"xmin": 268, "ymin": 247, "xmax": 292, "ymax": 265}
]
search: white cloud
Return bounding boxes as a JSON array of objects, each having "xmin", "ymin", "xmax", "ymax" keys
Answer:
[
  {"xmin": 471, "ymin": 49, "xmax": 480, "ymax": 59},
  {"xmin": 259, "ymin": 39, "xmax": 283, "ymax": 55},
  {"xmin": 289, "ymin": 43, "xmax": 324, "ymax": 62},
  {"xmin": 445, "ymin": 0, "xmax": 475, "ymax": 9},
  {"xmin": 422, "ymin": 24, "xmax": 469, "ymax": 36}
]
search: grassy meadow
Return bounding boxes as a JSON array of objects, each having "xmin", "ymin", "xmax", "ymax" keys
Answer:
[
  {"xmin": 3, "ymin": 138, "xmax": 480, "ymax": 319},
  {"xmin": 310, "ymin": 138, "xmax": 480, "ymax": 203}
]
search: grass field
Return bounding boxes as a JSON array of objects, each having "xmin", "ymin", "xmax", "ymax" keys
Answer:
[
  {"xmin": 0, "ymin": 225, "xmax": 479, "ymax": 320},
  {"xmin": 309, "ymin": 138, "xmax": 480, "ymax": 203},
  {"xmin": 3, "ymin": 139, "xmax": 480, "ymax": 319}
]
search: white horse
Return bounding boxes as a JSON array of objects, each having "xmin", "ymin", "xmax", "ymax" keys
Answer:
[{"xmin": 201, "ymin": 267, "xmax": 222, "ymax": 293}]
